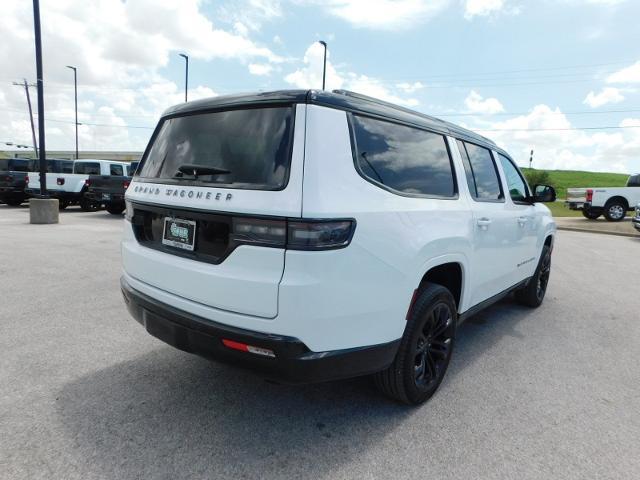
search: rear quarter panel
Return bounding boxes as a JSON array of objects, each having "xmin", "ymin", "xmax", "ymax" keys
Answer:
[{"xmin": 284, "ymin": 105, "xmax": 474, "ymax": 350}]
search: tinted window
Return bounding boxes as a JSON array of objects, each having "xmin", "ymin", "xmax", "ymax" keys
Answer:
[
  {"xmin": 110, "ymin": 164, "xmax": 124, "ymax": 176},
  {"xmin": 350, "ymin": 115, "xmax": 455, "ymax": 197},
  {"xmin": 458, "ymin": 141, "xmax": 502, "ymax": 201},
  {"xmin": 138, "ymin": 107, "xmax": 294, "ymax": 190},
  {"xmin": 74, "ymin": 162, "xmax": 101, "ymax": 175},
  {"xmin": 498, "ymin": 154, "xmax": 528, "ymax": 202},
  {"xmin": 129, "ymin": 162, "xmax": 139, "ymax": 175},
  {"xmin": 627, "ymin": 174, "xmax": 640, "ymax": 187},
  {"xmin": 48, "ymin": 160, "xmax": 74, "ymax": 173},
  {"xmin": 0, "ymin": 159, "xmax": 30, "ymax": 172}
]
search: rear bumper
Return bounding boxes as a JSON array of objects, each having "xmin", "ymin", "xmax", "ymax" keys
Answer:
[{"xmin": 121, "ymin": 277, "xmax": 400, "ymax": 384}]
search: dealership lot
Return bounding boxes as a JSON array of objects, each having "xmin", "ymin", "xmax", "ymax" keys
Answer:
[{"xmin": 1, "ymin": 205, "xmax": 639, "ymax": 480}]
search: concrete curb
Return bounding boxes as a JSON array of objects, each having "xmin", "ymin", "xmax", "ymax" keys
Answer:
[{"xmin": 557, "ymin": 226, "xmax": 639, "ymax": 238}]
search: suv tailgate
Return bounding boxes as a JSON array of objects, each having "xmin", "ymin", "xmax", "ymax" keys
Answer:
[{"xmin": 122, "ymin": 104, "xmax": 305, "ymax": 319}]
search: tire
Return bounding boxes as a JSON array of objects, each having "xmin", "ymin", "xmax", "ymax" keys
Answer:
[
  {"xmin": 515, "ymin": 245, "xmax": 551, "ymax": 308},
  {"xmin": 374, "ymin": 283, "xmax": 456, "ymax": 405},
  {"xmin": 79, "ymin": 198, "xmax": 100, "ymax": 212},
  {"xmin": 4, "ymin": 197, "xmax": 24, "ymax": 207},
  {"xmin": 106, "ymin": 203, "xmax": 125, "ymax": 215},
  {"xmin": 603, "ymin": 200, "xmax": 626, "ymax": 222},
  {"xmin": 581, "ymin": 208, "xmax": 601, "ymax": 220},
  {"xmin": 58, "ymin": 199, "xmax": 70, "ymax": 210}
]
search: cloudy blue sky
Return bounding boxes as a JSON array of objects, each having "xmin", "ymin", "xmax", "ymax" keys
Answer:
[{"xmin": 1, "ymin": 0, "xmax": 640, "ymax": 172}]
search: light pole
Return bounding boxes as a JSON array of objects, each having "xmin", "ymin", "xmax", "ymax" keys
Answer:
[
  {"xmin": 33, "ymin": 0, "xmax": 47, "ymax": 198},
  {"xmin": 179, "ymin": 53, "xmax": 189, "ymax": 102},
  {"xmin": 318, "ymin": 41, "xmax": 327, "ymax": 90},
  {"xmin": 66, "ymin": 65, "xmax": 78, "ymax": 159}
]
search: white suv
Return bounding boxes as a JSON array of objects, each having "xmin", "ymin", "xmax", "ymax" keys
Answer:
[{"xmin": 121, "ymin": 90, "xmax": 557, "ymax": 405}]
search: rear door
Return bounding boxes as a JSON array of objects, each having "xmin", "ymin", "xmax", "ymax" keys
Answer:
[
  {"xmin": 456, "ymin": 140, "xmax": 516, "ymax": 306},
  {"xmin": 123, "ymin": 104, "xmax": 305, "ymax": 318}
]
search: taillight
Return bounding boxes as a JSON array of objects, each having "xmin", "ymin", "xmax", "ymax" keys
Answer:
[
  {"xmin": 124, "ymin": 199, "xmax": 134, "ymax": 221},
  {"xmin": 230, "ymin": 218, "xmax": 356, "ymax": 250},
  {"xmin": 25, "ymin": 175, "xmax": 29, "ymax": 184},
  {"xmin": 123, "ymin": 180, "xmax": 130, "ymax": 190},
  {"xmin": 287, "ymin": 220, "xmax": 355, "ymax": 250},
  {"xmin": 84, "ymin": 179, "xmax": 90, "ymax": 187},
  {"xmin": 57, "ymin": 177, "xmax": 65, "ymax": 186},
  {"xmin": 5, "ymin": 175, "xmax": 12, "ymax": 182},
  {"xmin": 586, "ymin": 189, "xmax": 593, "ymax": 202}
]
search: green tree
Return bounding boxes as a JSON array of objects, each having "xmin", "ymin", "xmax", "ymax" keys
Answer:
[{"xmin": 524, "ymin": 169, "xmax": 551, "ymax": 188}]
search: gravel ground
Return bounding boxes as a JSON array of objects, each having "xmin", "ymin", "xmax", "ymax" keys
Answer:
[{"xmin": 1, "ymin": 204, "xmax": 639, "ymax": 480}]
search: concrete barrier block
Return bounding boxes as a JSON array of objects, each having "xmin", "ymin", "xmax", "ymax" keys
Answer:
[{"xmin": 29, "ymin": 198, "xmax": 60, "ymax": 224}]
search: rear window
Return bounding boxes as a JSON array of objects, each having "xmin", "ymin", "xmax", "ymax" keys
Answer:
[
  {"xmin": 74, "ymin": 162, "xmax": 101, "ymax": 175},
  {"xmin": 48, "ymin": 160, "xmax": 74, "ymax": 173},
  {"xmin": 628, "ymin": 174, "xmax": 640, "ymax": 187},
  {"xmin": 110, "ymin": 164, "xmax": 124, "ymax": 176},
  {"xmin": 349, "ymin": 114, "xmax": 456, "ymax": 197},
  {"xmin": 138, "ymin": 107, "xmax": 294, "ymax": 190},
  {"xmin": 0, "ymin": 159, "xmax": 31, "ymax": 172}
]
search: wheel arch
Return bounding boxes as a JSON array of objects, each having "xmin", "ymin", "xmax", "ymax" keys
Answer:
[
  {"xmin": 414, "ymin": 256, "xmax": 468, "ymax": 313},
  {"xmin": 606, "ymin": 195, "xmax": 629, "ymax": 210}
]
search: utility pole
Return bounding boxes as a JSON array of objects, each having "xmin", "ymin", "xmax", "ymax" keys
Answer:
[
  {"xmin": 12, "ymin": 79, "xmax": 39, "ymax": 158},
  {"xmin": 179, "ymin": 53, "xmax": 189, "ymax": 102},
  {"xmin": 318, "ymin": 41, "xmax": 327, "ymax": 90},
  {"xmin": 529, "ymin": 149, "xmax": 534, "ymax": 169},
  {"xmin": 33, "ymin": 0, "xmax": 47, "ymax": 197},
  {"xmin": 66, "ymin": 65, "xmax": 78, "ymax": 159}
]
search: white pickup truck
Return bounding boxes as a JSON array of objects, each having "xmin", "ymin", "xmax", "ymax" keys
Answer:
[
  {"xmin": 26, "ymin": 159, "xmax": 130, "ymax": 211},
  {"xmin": 566, "ymin": 174, "xmax": 640, "ymax": 221}
]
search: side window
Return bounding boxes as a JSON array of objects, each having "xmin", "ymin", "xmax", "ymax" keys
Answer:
[
  {"xmin": 628, "ymin": 174, "xmax": 640, "ymax": 187},
  {"xmin": 110, "ymin": 164, "xmax": 124, "ymax": 176},
  {"xmin": 457, "ymin": 140, "xmax": 503, "ymax": 201},
  {"xmin": 74, "ymin": 162, "xmax": 100, "ymax": 175},
  {"xmin": 497, "ymin": 154, "xmax": 529, "ymax": 202},
  {"xmin": 350, "ymin": 114, "xmax": 456, "ymax": 197}
]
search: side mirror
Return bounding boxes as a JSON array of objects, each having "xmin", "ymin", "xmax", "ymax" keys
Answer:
[{"xmin": 532, "ymin": 184, "xmax": 556, "ymax": 203}]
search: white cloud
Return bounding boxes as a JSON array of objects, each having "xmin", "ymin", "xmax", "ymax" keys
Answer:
[
  {"xmin": 473, "ymin": 105, "xmax": 639, "ymax": 173},
  {"xmin": 464, "ymin": 0, "xmax": 505, "ymax": 19},
  {"xmin": 0, "ymin": 0, "xmax": 280, "ymax": 152},
  {"xmin": 464, "ymin": 90, "xmax": 505, "ymax": 114},
  {"xmin": 396, "ymin": 82, "xmax": 425, "ymax": 93},
  {"xmin": 248, "ymin": 63, "xmax": 274, "ymax": 76},
  {"xmin": 583, "ymin": 87, "xmax": 624, "ymax": 108},
  {"xmin": 298, "ymin": 0, "xmax": 451, "ymax": 30},
  {"xmin": 284, "ymin": 43, "xmax": 419, "ymax": 107},
  {"xmin": 607, "ymin": 61, "xmax": 640, "ymax": 84}
]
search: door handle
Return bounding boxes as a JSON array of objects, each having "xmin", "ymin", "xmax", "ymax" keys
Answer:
[
  {"xmin": 477, "ymin": 218, "xmax": 492, "ymax": 230},
  {"xmin": 518, "ymin": 216, "xmax": 529, "ymax": 226}
]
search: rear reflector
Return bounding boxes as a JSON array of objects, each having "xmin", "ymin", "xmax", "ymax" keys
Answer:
[{"xmin": 222, "ymin": 339, "xmax": 276, "ymax": 358}]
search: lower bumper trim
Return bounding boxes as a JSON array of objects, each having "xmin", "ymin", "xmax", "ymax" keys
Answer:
[{"xmin": 121, "ymin": 277, "xmax": 400, "ymax": 384}]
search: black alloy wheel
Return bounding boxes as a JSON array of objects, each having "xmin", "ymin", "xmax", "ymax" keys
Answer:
[
  {"xmin": 374, "ymin": 283, "xmax": 456, "ymax": 405},
  {"xmin": 413, "ymin": 303, "xmax": 454, "ymax": 389}
]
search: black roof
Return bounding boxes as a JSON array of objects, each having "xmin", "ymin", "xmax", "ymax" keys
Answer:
[{"xmin": 161, "ymin": 89, "xmax": 497, "ymax": 149}]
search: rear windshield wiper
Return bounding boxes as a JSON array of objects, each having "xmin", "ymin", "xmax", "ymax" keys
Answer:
[{"xmin": 176, "ymin": 163, "xmax": 231, "ymax": 178}]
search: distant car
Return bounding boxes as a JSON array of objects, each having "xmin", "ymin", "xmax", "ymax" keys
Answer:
[
  {"xmin": 0, "ymin": 158, "xmax": 32, "ymax": 206},
  {"xmin": 1, "ymin": 158, "xmax": 74, "ymax": 206},
  {"xmin": 25, "ymin": 159, "xmax": 130, "ymax": 211},
  {"xmin": 633, "ymin": 204, "xmax": 640, "ymax": 232},
  {"xmin": 85, "ymin": 161, "xmax": 139, "ymax": 215},
  {"xmin": 566, "ymin": 174, "xmax": 640, "ymax": 221}
]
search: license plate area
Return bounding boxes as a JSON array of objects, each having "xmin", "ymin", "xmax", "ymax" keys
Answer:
[{"xmin": 162, "ymin": 217, "xmax": 196, "ymax": 251}]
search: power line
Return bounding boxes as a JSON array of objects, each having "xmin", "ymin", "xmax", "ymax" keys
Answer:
[{"xmin": 475, "ymin": 125, "xmax": 640, "ymax": 132}]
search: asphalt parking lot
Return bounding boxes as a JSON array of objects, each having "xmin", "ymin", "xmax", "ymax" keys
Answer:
[{"xmin": 1, "ymin": 204, "xmax": 639, "ymax": 480}]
